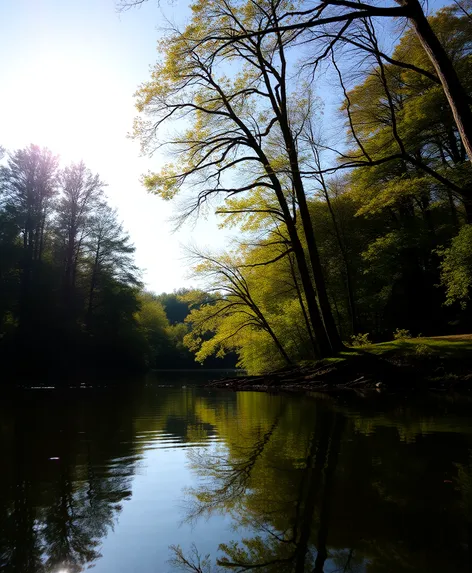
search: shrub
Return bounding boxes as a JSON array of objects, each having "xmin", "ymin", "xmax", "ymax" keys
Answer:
[
  {"xmin": 350, "ymin": 333, "xmax": 371, "ymax": 346},
  {"xmin": 415, "ymin": 343, "xmax": 434, "ymax": 356},
  {"xmin": 393, "ymin": 328, "xmax": 412, "ymax": 340},
  {"xmin": 438, "ymin": 225, "xmax": 472, "ymax": 309}
]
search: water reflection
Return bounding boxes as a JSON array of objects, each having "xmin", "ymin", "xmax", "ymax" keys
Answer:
[
  {"xmin": 1, "ymin": 379, "xmax": 472, "ymax": 572},
  {"xmin": 180, "ymin": 393, "xmax": 472, "ymax": 572},
  {"xmin": 0, "ymin": 388, "xmax": 137, "ymax": 573},
  {"xmin": 0, "ymin": 375, "xmax": 237, "ymax": 573}
]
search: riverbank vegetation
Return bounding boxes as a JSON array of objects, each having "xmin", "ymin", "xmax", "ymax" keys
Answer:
[
  {"xmin": 209, "ymin": 335, "xmax": 472, "ymax": 392},
  {"xmin": 130, "ymin": 0, "xmax": 472, "ymax": 376}
]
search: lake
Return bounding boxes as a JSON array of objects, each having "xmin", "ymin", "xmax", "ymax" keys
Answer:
[{"xmin": 1, "ymin": 371, "xmax": 472, "ymax": 572}]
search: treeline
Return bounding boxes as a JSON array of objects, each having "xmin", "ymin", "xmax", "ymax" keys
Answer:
[
  {"xmin": 143, "ymin": 290, "xmax": 237, "ymax": 369},
  {"xmin": 132, "ymin": 1, "xmax": 472, "ymax": 373},
  {"xmin": 0, "ymin": 145, "xmax": 233, "ymax": 374}
]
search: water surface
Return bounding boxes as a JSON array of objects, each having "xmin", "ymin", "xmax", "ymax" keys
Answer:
[{"xmin": 1, "ymin": 372, "xmax": 472, "ymax": 572}]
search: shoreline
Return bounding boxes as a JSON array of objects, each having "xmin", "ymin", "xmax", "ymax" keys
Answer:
[{"xmin": 208, "ymin": 337, "xmax": 472, "ymax": 394}]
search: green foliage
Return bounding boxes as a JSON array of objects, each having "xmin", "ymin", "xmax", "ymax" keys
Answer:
[
  {"xmin": 0, "ymin": 144, "xmax": 192, "ymax": 375},
  {"xmin": 393, "ymin": 328, "xmax": 413, "ymax": 340},
  {"xmin": 156, "ymin": 289, "xmax": 193, "ymax": 324},
  {"xmin": 182, "ymin": 245, "xmax": 313, "ymax": 374},
  {"xmin": 3, "ymin": 3, "xmax": 471, "ymax": 374},
  {"xmin": 415, "ymin": 343, "xmax": 434, "ymax": 356},
  {"xmin": 134, "ymin": 292, "xmax": 171, "ymax": 367},
  {"xmin": 350, "ymin": 333, "xmax": 372, "ymax": 347},
  {"xmin": 438, "ymin": 225, "xmax": 472, "ymax": 308}
]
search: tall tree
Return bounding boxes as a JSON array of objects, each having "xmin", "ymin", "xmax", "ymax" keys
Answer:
[
  {"xmin": 0, "ymin": 145, "xmax": 59, "ymax": 330},
  {"xmin": 85, "ymin": 202, "xmax": 140, "ymax": 327},
  {"xmin": 122, "ymin": 0, "xmax": 472, "ymax": 169},
  {"xmin": 133, "ymin": 0, "xmax": 345, "ymax": 356},
  {"xmin": 0, "ymin": 145, "xmax": 168, "ymax": 373},
  {"xmin": 330, "ymin": 9, "xmax": 472, "ymax": 221},
  {"xmin": 55, "ymin": 162, "xmax": 105, "ymax": 321}
]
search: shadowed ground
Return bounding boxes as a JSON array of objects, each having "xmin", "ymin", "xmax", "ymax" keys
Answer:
[{"xmin": 209, "ymin": 336, "xmax": 472, "ymax": 392}]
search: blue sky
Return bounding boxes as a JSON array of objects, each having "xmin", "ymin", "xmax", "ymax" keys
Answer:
[
  {"xmin": 0, "ymin": 0, "xmax": 225, "ymax": 293},
  {"xmin": 0, "ymin": 0, "xmax": 451, "ymax": 293}
]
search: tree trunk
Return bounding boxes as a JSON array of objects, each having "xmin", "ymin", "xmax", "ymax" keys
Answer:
[
  {"xmin": 38, "ymin": 214, "xmax": 46, "ymax": 262},
  {"xmin": 64, "ymin": 226, "xmax": 76, "ymax": 322},
  {"xmin": 251, "ymin": 298, "xmax": 293, "ymax": 364},
  {"xmin": 249, "ymin": 38, "xmax": 337, "ymax": 357},
  {"xmin": 404, "ymin": 0, "xmax": 472, "ymax": 166},
  {"xmin": 322, "ymin": 188, "xmax": 358, "ymax": 335},
  {"xmin": 257, "ymin": 156, "xmax": 332, "ymax": 357},
  {"xmin": 313, "ymin": 414, "xmax": 345, "ymax": 573},
  {"xmin": 289, "ymin": 253, "xmax": 317, "ymax": 355},
  {"xmin": 447, "ymin": 190, "xmax": 459, "ymax": 230},
  {"xmin": 296, "ymin": 189, "xmax": 346, "ymax": 352},
  {"xmin": 289, "ymin": 227, "xmax": 332, "ymax": 357},
  {"xmin": 277, "ymin": 115, "xmax": 344, "ymax": 352},
  {"xmin": 87, "ymin": 247, "xmax": 100, "ymax": 327},
  {"xmin": 19, "ymin": 223, "xmax": 33, "ymax": 333}
]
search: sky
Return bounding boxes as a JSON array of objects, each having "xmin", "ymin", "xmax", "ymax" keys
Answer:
[
  {"xmin": 0, "ymin": 0, "xmax": 228, "ymax": 293},
  {"xmin": 0, "ymin": 0, "xmax": 450, "ymax": 294}
]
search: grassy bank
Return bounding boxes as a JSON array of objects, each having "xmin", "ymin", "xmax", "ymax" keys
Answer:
[{"xmin": 209, "ymin": 336, "xmax": 472, "ymax": 393}]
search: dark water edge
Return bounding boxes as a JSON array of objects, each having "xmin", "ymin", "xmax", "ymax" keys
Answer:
[
  {"xmin": 1, "ymin": 373, "xmax": 472, "ymax": 572},
  {"xmin": 1, "ymin": 367, "xmax": 243, "ymax": 391}
]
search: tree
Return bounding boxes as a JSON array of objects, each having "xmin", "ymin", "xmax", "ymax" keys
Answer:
[
  {"xmin": 183, "ymin": 249, "xmax": 293, "ymax": 371},
  {"xmin": 0, "ymin": 144, "xmax": 164, "ymax": 374},
  {"xmin": 84, "ymin": 202, "xmax": 140, "ymax": 325},
  {"xmin": 157, "ymin": 289, "xmax": 194, "ymax": 324},
  {"xmin": 438, "ymin": 225, "xmax": 472, "ymax": 309},
  {"xmin": 334, "ymin": 9, "xmax": 472, "ymax": 220},
  {"xmin": 133, "ymin": 0, "xmax": 346, "ymax": 356},
  {"xmin": 0, "ymin": 145, "xmax": 59, "ymax": 330},
  {"xmin": 0, "ymin": 204, "xmax": 22, "ymax": 332},
  {"xmin": 54, "ymin": 162, "xmax": 105, "ymax": 321},
  {"xmin": 134, "ymin": 292, "xmax": 172, "ymax": 367},
  {"xmin": 122, "ymin": 0, "xmax": 472, "ymax": 170}
]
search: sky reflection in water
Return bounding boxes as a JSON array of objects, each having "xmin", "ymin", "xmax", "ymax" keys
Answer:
[{"xmin": 1, "ymin": 372, "xmax": 472, "ymax": 572}]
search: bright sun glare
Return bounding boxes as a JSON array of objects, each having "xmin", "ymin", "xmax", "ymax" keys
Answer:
[{"xmin": 14, "ymin": 53, "xmax": 125, "ymax": 164}]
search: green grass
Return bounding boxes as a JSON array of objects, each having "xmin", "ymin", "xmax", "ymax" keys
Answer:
[
  {"xmin": 318, "ymin": 336, "xmax": 472, "ymax": 369},
  {"xmin": 364, "ymin": 336, "xmax": 472, "ymax": 359}
]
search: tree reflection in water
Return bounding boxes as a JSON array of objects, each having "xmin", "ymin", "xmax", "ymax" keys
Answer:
[
  {"xmin": 174, "ymin": 393, "xmax": 472, "ymax": 573},
  {"xmin": 1, "ymin": 384, "xmax": 471, "ymax": 572},
  {"xmin": 0, "ymin": 390, "xmax": 136, "ymax": 573}
]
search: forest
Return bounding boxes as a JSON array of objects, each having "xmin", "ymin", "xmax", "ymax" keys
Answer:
[
  {"xmin": 2, "ymin": 0, "xmax": 472, "ymax": 377},
  {"xmin": 129, "ymin": 0, "xmax": 472, "ymax": 375},
  {"xmin": 0, "ymin": 146, "xmax": 236, "ymax": 374}
]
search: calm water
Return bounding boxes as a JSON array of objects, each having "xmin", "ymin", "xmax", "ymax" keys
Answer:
[{"xmin": 1, "ymin": 373, "xmax": 472, "ymax": 572}]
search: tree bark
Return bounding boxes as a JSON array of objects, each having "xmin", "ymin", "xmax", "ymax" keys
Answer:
[
  {"xmin": 269, "ymin": 31, "xmax": 345, "ymax": 352},
  {"xmin": 287, "ymin": 218, "xmax": 332, "ymax": 357},
  {"xmin": 403, "ymin": 0, "xmax": 472, "ymax": 165},
  {"xmin": 318, "ymin": 178, "xmax": 358, "ymax": 335},
  {"xmin": 296, "ymin": 187, "xmax": 346, "ymax": 352},
  {"xmin": 289, "ymin": 253, "xmax": 317, "ymax": 355},
  {"xmin": 274, "ymin": 126, "xmax": 344, "ymax": 352},
  {"xmin": 252, "ymin": 300, "xmax": 293, "ymax": 364}
]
